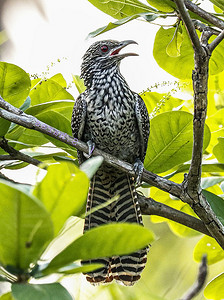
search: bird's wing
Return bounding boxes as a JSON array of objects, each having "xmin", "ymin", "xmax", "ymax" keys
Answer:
[
  {"xmin": 134, "ymin": 94, "xmax": 150, "ymax": 161},
  {"xmin": 71, "ymin": 93, "xmax": 87, "ymax": 163},
  {"xmin": 71, "ymin": 93, "xmax": 87, "ymax": 139}
]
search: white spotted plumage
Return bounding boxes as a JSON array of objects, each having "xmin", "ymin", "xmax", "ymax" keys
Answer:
[{"xmin": 71, "ymin": 40, "xmax": 150, "ymax": 285}]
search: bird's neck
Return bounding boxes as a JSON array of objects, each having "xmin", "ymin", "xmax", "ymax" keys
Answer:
[{"xmin": 89, "ymin": 65, "xmax": 130, "ymax": 91}]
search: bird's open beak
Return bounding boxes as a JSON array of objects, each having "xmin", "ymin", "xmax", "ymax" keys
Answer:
[{"xmin": 109, "ymin": 40, "xmax": 138, "ymax": 59}]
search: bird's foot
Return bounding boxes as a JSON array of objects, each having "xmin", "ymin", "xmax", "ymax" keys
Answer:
[
  {"xmin": 87, "ymin": 140, "xmax": 95, "ymax": 158},
  {"xmin": 133, "ymin": 158, "xmax": 144, "ymax": 186}
]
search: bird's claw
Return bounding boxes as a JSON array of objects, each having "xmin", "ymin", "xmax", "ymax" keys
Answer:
[
  {"xmin": 87, "ymin": 140, "xmax": 95, "ymax": 158},
  {"xmin": 133, "ymin": 159, "xmax": 144, "ymax": 186}
]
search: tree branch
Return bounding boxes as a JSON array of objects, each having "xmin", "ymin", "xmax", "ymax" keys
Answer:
[
  {"xmin": 0, "ymin": 95, "xmax": 182, "ymax": 198},
  {"xmin": 138, "ymin": 194, "xmax": 210, "ymax": 236},
  {"xmin": 174, "ymin": 0, "xmax": 202, "ymax": 55},
  {"xmin": 209, "ymin": 29, "xmax": 224, "ymax": 52},
  {"xmin": 0, "ymin": 96, "xmax": 223, "ymax": 245},
  {"xmin": 0, "ymin": 155, "xmax": 17, "ymax": 160},
  {"xmin": 0, "ymin": 137, "xmax": 41, "ymax": 167},
  {"xmin": 184, "ymin": 0, "xmax": 224, "ymax": 30},
  {"xmin": 192, "ymin": 20, "xmax": 221, "ymax": 36},
  {"xmin": 174, "ymin": 0, "xmax": 224, "ymax": 248},
  {"xmin": 181, "ymin": 255, "xmax": 207, "ymax": 300}
]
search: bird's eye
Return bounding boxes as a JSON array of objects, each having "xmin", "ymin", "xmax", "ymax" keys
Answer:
[{"xmin": 101, "ymin": 45, "xmax": 109, "ymax": 53}]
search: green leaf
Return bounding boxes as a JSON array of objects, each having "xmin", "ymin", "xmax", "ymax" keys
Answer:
[
  {"xmin": 174, "ymin": 160, "xmax": 224, "ymax": 174},
  {"xmin": 202, "ymin": 190, "xmax": 224, "ymax": 226},
  {"xmin": 37, "ymin": 110, "xmax": 76, "ymax": 155},
  {"xmin": 11, "ymin": 283, "xmax": 73, "ymax": 300},
  {"xmin": 210, "ymin": 34, "xmax": 224, "ymax": 75},
  {"xmin": 153, "ymin": 26, "xmax": 194, "ymax": 79},
  {"xmin": 209, "ymin": 0, "xmax": 224, "ymax": 12},
  {"xmin": 204, "ymin": 273, "xmax": 224, "ymax": 300},
  {"xmin": 201, "ymin": 176, "xmax": 224, "ymax": 189},
  {"xmin": 50, "ymin": 73, "xmax": 67, "ymax": 88},
  {"xmin": 0, "ymin": 118, "xmax": 11, "ymax": 137},
  {"xmin": 87, "ymin": 0, "xmax": 156, "ymax": 20},
  {"xmin": 0, "ymin": 180, "xmax": 53, "ymax": 271},
  {"xmin": 7, "ymin": 101, "xmax": 75, "ymax": 151},
  {"xmin": 194, "ymin": 236, "xmax": 224, "ymax": 265},
  {"xmin": 141, "ymin": 91, "xmax": 184, "ymax": 114},
  {"xmin": 146, "ymin": 0, "xmax": 175, "ymax": 12},
  {"xmin": 7, "ymin": 100, "xmax": 74, "ymax": 151},
  {"xmin": 33, "ymin": 162, "xmax": 89, "ymax": 235},
  {"xmin": 0, "ymin": 293, "xmax": 15, "ymax": 300},
  {"xmin": 3, "ymin": 151, "xmax": 68, "ymax": 170},
  {"xmin": 206, "ymin": 108, "xmax": 224, "ymax": 152},
  {"xmin": 153, "ymin": 26, "xmax": 224, "ymax": 79},
  {"xmin": 88, "ymin": 13, "xmax": 158, "ymax": 38},
  {"xmin": 80, "ymin": 156, "xmax": 104, "ymax": 179},
  {"xmin": 8, "ymin": 97, "xmax": 31, "ymax": 133},
  {"xmin": 166, "ymin": 27, "xmax": 184, "ymax": 57},
  {"xmin": 39, "ymin": 110, "xmax": 72, "ymax": 135},
  {"xmin": 20, "ymin": 96, "xmax": 31, "ymax": 112},
  {"xmin": 26, "ymin": 100, "xmax": 74, "ymax": 121},
  {"xmin": 144, "ymin": 111, "xmax": 211, "ymax": 173},
  {"xmin": 0, "ymin": 62, "xmax": 31, "ymax": 107},
  {"xmin": 7, "ymin": 106, "xmax": 75, "ymax": 153},
  {"xmin": 44, "ymin": 223, "xmax": 154, "ymax": 273},
  {"xmin": 168, "ymin": 204, "xmax": 200, "ymax": 237},
  {"xmin": 7, "ymin": 127, "xmax": 48, "ymax": 151},
  {"xmin": 29, "ymin": 79, "xmax": 74, "ymax": 105},
  {"xmin": 213, "ymin": 3, "xmax": 224, "ymax": 13},
  {"xmin": 213, "ymin": 138, "xmax": 224, "ymax": 163},
  {"xmin": 57, "ymin": 262, "xmax": 104, "ymax": 275},
  {"xmin": 72, "ymin": 75, "xmax": 86, "ymax": 94},
  {"xmin": 53, "ymin": 155, "xmax": 79, "ymax": 166},
  {"xmin": 0, "ymin": 275, "xmax": 8, "ymax": 282}
]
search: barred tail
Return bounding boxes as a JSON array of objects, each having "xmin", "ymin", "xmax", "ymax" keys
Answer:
[
  {"xmin": 82, "ymin": 167, "xmax": 148, "ymax": 286},
  {"xmin": 110, "ymin": 173, "xmax": 148, "ymax": 286}
]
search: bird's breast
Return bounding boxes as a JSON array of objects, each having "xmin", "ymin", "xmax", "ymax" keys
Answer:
[{"xmin": 84, "ymin": 89, "xmax": 139, "ymax": 162}]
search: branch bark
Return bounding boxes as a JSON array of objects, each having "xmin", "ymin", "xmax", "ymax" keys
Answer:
[
  {"xmin": 0, "ymin": 137, "xmax": 41, "ymax": 166},
  {"xmin": 0, "ymin": 95, "xmax": 182, "ymax": 197},
  {"xmin": 209, "ymin": 29, "xmax": 224, "ymax": 52},
  {"xmin": 175, "ymin": 0, "xmax": 224, "ymax": 248},
  {"xmin": 174, "ymin": 0, "xmax": 202, "ymax": 55},
  {"xmin": 0, "ymin": 95, "xmax": 215, "ymax": 241},
  {"xmin": 184, "ymin": 0, "xmax": 224, "ymax": 30},
  {"xmin": 138, "ymin": 194, "xmax": 210, "ymax": 236}
]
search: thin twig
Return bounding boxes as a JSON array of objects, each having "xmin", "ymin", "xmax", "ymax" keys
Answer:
[
  {"xmin": 184, "ymin": 0, "xmax": 224, "ymax": 30},
  {"xmin": 192, "ymin": 20, "xmax": 221, "ymax": 36},
  {"xmin": 0, "ymin": 155, "xmax": 17, "ymax": 160},
  {"xmin": 138, "ymin": 194, "xmax": 210, "ymax": 236},
  {"xmin": 0, "ymin": 137, "xmax": 42, "ymax": 167},
  {"xmin": 181, "ymin": 255, "xmax": 207, "ymax": 300},
  {"xmin": 1, "ymin": 97, "xmax": 224, "ymax": 246},
  {"xmin": 174, "ymin": 0, "xmax": 202, "ymax": 55},
  {"xmin": 209, "ymin": 29, "xmax": 224, "ymax": 52}
]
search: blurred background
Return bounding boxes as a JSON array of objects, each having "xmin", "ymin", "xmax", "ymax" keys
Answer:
[
  {"xmin": 1, "ymin": 1, "xmax": 223, "ymax": 299},
  {"xmin": 0, "ymin": 0, "xmax": 175, "ymax": 95}
]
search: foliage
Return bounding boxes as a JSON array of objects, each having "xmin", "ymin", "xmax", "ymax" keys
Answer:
[
  {"xmin": 0, "ymin": 158, "xmax": 153, "ymax": 299},
  {"xmin": 0, "ymin": 64, "xmax": 154, "ymax": 298},
  {"xmin": 1, "ymin": 0, "xmax": 224, "ymax": 299}
]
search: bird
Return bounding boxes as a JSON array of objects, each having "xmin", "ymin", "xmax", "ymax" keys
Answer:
[{"xmin": 71, "ymin": 39, "xmax": 150, "ymax": 286}]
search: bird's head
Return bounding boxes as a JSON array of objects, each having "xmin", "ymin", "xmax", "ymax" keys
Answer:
[{"xmin": 80, "ymin": 40, "xmax": 138, "ymax": 87}]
